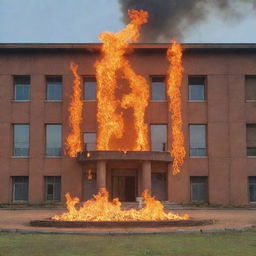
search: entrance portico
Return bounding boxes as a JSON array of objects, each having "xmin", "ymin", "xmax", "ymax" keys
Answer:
[{"xmin": 78, "ymin": 151, "xmax": 172, "ymax": 202}]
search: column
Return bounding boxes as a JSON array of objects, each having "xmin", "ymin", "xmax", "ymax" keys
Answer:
[
  {"xmin": 97, "ymin": 160, "xmax": 107, "ymax": 190},
  {"xmin": 141, "ymin": 161, "xmax": 151, "ymax": 194},
  {"xmin": 167, "ymin": 163, "xmax": 172, "ymax": 202}
]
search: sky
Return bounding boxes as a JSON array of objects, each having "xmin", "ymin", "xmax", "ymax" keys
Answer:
[{"xmin": 0, "ymin": 0, "xmax": 256, "ymax": 43}]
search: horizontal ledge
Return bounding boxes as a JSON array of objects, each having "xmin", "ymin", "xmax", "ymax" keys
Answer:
[
  {"xmin": 77, "ymin": 151, "xmax": 173, "ymax": 162},
  {"xmin": 30, "ymin": 219, "xmax": 214, "ymax": 228}
]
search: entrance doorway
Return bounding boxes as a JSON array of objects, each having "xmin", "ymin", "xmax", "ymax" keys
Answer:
[
  {"xmin": 151, "ymin": 173, "xmax": 167, "ymax": 201},
  {"xmin": 111, "ymin": 169, "xmax": 137, "ymax": 202},
  {"xmin": 83, "ymin": 172, "xmax": 97, "ymax": 201}
]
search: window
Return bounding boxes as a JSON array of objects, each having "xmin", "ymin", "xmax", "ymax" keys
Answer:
[
  {"xmin": 246, "ymin": 124, "xmax": 256, "ymax": 156},
  {"xmin": 245, "ymin": 76, "xmax": 256, "ymax": 101},
  {"xmin": 150, "ymin": 124, "xmax": 167, "ymax": 151},
  {"xmin": 13, "ymin": 124, "xmax": 29, "ymax": 157},
  {"xmin": 84, "ymin": 77, "xmax": 96, "ymax": 100},
  {"xmin": 188, "ymin": 76, "xmax": 206, "ymax": 101},
  {"xmin": 249, "ymin": 177, "xmax": 256, "ymax": 202},
  {"xmin": 84, "ymin": 132, "xmax": 96, "ymax": 151},
  {"xmin": 189, "ymin": 124, "xmax": 207, "ymax": 157},
  {"xmin": 46, "ymin": 76, "xmax": 62, "ymax": 101},
  {"xmin": 45, "ymin": 176, "xmax": 61, "ymax": 201},
  {"xmin": 46, "ymin": 124, "xmax": 62, "ymax": 157},
  {"xmin": 12, "ymin": 176, "xmax": 29, "ymax": 201},
  {"xmin": 151, "ymin": 77, "xmax": 166, "ymax": 101},
  {"xmin": 190, "ymin": 177, "xmax": 208, "ymax": 202},
  {"xmin": 14, "ymin": 76, "xmax": 30, "ymax": 101}
]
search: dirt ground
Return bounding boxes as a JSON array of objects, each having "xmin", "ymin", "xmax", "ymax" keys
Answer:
[{"xmin": 0, "ymin": 208, "xmax": 255, "ymax": 233}]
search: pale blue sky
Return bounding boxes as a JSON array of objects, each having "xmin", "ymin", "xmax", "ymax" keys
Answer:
[{"xmin": 0, "ymin": 0, "xmax": 256, "ymax": 43}]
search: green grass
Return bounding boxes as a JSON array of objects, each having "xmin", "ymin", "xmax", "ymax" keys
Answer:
[{"xmin": 0, "ymin": 231, "xmax": 256, "ymax": 256}]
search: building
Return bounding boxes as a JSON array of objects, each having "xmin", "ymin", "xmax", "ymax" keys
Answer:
[{"xmin": 0, "ymin": 43, "xmax": 256, "ymax": 206}]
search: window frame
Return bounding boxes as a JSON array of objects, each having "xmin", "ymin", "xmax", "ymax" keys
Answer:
[
  {"xmin": 245, "ymin": 75, "xmax": 256, "ymax": 102},
  {"xmin": 83, "ymin": 76, "xmax": 97, "ymax": 101},
  {"xmin": 246, "ymin": 123, "xmax": 256, "ymax": 157},
  {"xmin": 189, "ymin": 124, "xmax": 208, "ymax": 158},
  {"xmin": 188, "ymin": 75, "xmax": 207, "ymax": 102},
  {"xmin": 13, "ymin": 75, "xmax": 31, "ymax": 102},
  {"xmin": 45, "ymin": 75, "xmax": 63, "ymax": 102},
  {"xmin": 83, "ymin": 132, "xmax": 97, "ymax": 151},
  {"xmin": 12, "ymin": 176, "xmax": 29, "ymax": 202},
  {"xmin": 190, "ymin": 176, "xmax": 208, "ymax": 203},
  {"xmin": 150, "ymin": 76, "xmax": 167, "ymax": 102},
  {"xmin": 150, "ymin": 123, "xmax": 168, "ymax": 152},
  {"xmin": 45, "ymin": 176, "xmax": 61, "ymax": 202},
  {"xmin": 12, "ymin": 124, "xmax": 30, "ymax": 158},
  {"xmin": 45, "ymin": 124, "xmax": 62, "ymax": 158},
  {"xmin": 248, "ymin": 176, "xmax": 256, "ymax": 203}
]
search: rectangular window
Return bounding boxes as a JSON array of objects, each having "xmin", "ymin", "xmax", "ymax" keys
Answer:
[
  {"xmin": 188, "ymin": 76, "xmax": 206, "ymax": 101},
  {"xmin": 84, "ymin": 77, "xmax": 96, "ymax": 100},
  {"xmin": 246, "ymin": 124, "xmax": 256, "ymax": 156},
  {"xmin": 245, "ymin": 76, "xmax": 256, "ymax": 101},
  {"xmin": 190, "ymin": 176, "xmax": 208, "ymax": 202},
  {"xmin": 13, "ymin": 124, "xmax": 29, "ymax": 157},
  {"xmin": 150, "ymin": 124, "xmax": 167, "ymax": 151},
  {"xmin": 151, "ymin": 77, "xmax": 166, "ymax": 101},
  {"xmin": 14, "ymin": 76, "xmax": 30, "ymax": 101},
  {"xmin": 46, "ymin": 124, "xmax": 62, "ymax": 157},
  {"xmin": 249, "ymin": 177, "xmax": 256, "ymax": 202},
  {"xmin": 12, "ymin": 176, "xmax": 29, "ymax": 201},
  {"xmin": 84, "ymin": 132, "xmax": 96, "ymax": 151},
  {"xmin": 45, "ymin": 176, "xmax": 61, "ymax": 201},
  {"xmin": 189, "ymin": 124, "xmax": 207, "ymax": 157},
  {"xmin": 46, "ymin": 76, "xmax": 62, "ymax": 101}
]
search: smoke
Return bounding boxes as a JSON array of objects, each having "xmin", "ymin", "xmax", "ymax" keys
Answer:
[{"xmin": 118, "ymin": 0, "xmax": 256, "ymax": 42}]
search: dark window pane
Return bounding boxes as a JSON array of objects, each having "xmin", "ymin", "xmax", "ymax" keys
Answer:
[
  {"xmin": 191, "ymin": 176, "xmax": 208, "ymax": 202},
  {"xmin": 46, "ymin": 176, "xmax": 61, "ymax": 201},
  {"xmin": 14, "ymin": 76, "xmax": 30, "ymax": 101},
  {"xmin": 13, "ymin": 124, "xmax": 29, "ymax": 157},
  {"xmin": 150, "ymin": 125, "xmax": 167, "ymax": 151},
  {"xmin": 245, "ymin": 76, "xmax": 256, "ymax": 101},
  {"xmin": 46, "ymin": 125, "xmax": 62, "ymax": 156},
  {"xmin": 249, "ymin": 177, "xmax": 256, "ymax": 202},
  {"xmin": 13, "ymin": 176, "xmax": 29, "ymax": 201},
  {"xmin": 84, "ymin": 77, "xmax": 96, "ymax": 100},
  {"xmin": 189, "ymin": 77, "xmax": 205, "ymax": 101},
  {"xmin": 189, "ymin": 125, "xmax": 207, "ymax": 156},
  {"xmin": 247, "ymin": 124, "xmax": 256, "ymax": 156},
  {"xmin": 46, "ymin": 76, "xmax": 62, "ymax": 101},
  {"xmin": 53, "ymin": 183, "xmax": 61, "ymax": 201},
  {"xmin": 151, "ymin": 77, "xmax": 166, "ymax": 101},
  {"xmin": 84, "ymin": 133, "xmax": 96, "ymax": 150}
]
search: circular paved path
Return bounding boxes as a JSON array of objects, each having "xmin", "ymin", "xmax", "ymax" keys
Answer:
[{"xmin": 0, "ymin": 208, "xmax": 255, "ymax": 234}]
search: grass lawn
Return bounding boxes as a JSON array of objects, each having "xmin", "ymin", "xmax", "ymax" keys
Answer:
[{"xmin": 0, "ymin": 231, "xmax": 255, "ymax": 256}]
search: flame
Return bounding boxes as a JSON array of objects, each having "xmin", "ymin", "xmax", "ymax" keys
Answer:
[
  {"xmin": 52, "ymin": 188, "xmax": 188, "ymax": 221},
  {"xmin": 95, "ymin": 10, "xmax": 149, "ymax": 151},
  {"xmin": 166, "ymin": 41, "xmax": 186, "ymax": 175},
  {"xmin": 87, "ymin": 169, "xmax": 93, "ymax": 180},
  {"xmin": 65, "ymin": 62, "xmax": 83, "ymax": 157}
]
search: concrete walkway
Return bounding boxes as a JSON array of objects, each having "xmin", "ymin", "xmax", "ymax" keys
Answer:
[{"xmin": 0, "ymin": 208, "xmax": 255, "ymax": 234}]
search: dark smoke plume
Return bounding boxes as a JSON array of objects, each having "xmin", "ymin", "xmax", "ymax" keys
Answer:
[{"xmin": 118, "ymin": 0, "xmax": 256, "ymax": 42}]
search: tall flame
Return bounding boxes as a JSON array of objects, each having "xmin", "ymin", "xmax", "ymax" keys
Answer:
[
  {"xmin": 52, "ymin": 188, "xmax": 188, "ymax": 221},
  {"xmin": 167, "ymin": 41, "xmax": 186, "ymax": 175},
  {"xmin": 96, "ymin": 10, "xmax": 149, "ymax": 151},
  {"xmin": 65, "ymin": 62, "xmax": 83, "ymax": 157}
]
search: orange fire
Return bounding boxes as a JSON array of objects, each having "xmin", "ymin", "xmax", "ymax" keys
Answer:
[
  {"xmin": 52, "ymin": 188, "xmax": 188, "ymax": 221},
  {"xmin": 95, "ymin": 10, "xmax": 149, "ymax": 151},
  {"xmin": 166, "ymin": 41, "xmax": 186, "ymax": 175},
  {"xmin": 65, "ymin": 62, "xmax": 83, "ymax": 157},
  {"xmin": 87, "ymin": 169, "xmax": 93, "ymax": 180}
]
